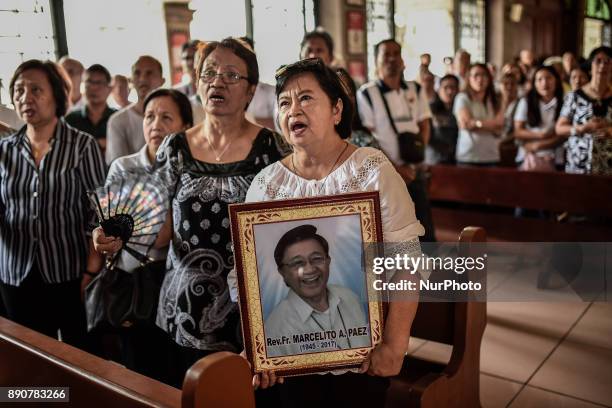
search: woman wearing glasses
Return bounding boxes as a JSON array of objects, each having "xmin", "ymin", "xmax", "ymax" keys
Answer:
[
  {"xmin": 146, "ymin": 38, "xmax": 290, "ymax": 387},
  {"xmin": 230, "ymin": 58, "xmax": 424, "ymax": 406}
]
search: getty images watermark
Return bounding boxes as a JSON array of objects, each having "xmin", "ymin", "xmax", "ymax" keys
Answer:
[
  {"xmin": 372, "ymin": 253, "xmax": 486, "ymax": 291},
  {"xmin": 363, "ymin": 243, "xmax": 489, "ymax": 302},
  {"xmin": 365, "ymin": 242, "xmax": 610, "ymax": 303}
]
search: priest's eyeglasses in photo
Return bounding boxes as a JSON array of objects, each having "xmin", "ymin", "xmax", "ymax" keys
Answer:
[{"xmin": 281, "ymin": 254, "xmax": 328, "ymax": 271}]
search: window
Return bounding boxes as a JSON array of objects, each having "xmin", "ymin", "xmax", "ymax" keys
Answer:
[
  {"xmin": 394, "ymin": 3, "xmax": 455, "ymax": 80},
  {"xmin": 458, "ymin": 0, "xmax": 485, "ymax": 64},
  {"xmin": 190, "ymin": 0, "xmax": 248, "ymax": 43},
  {"xmin": 583, "ymin": 0, "xmax": 611, "ymax": 57},
  {"xmin": 0, "ymin": 0, "xmax": 55, "ymax": 107},
  {"xmin": 63, "ymin": 0, "xmax": 170, "ymax": 90},
  {"xmin": 191, "ymin": 0, "xmax": 315, "ymax": 84},
  {"xmin": 366, "ymin": 0, "xmax": 486, "ymax": 81},
  {"xmin": 366, "ymin": 0, "xmax": 393, "ymax": 79},
  {"xmin": 251, "ymin": 0, "xmax": 315, "ymax": 84}
]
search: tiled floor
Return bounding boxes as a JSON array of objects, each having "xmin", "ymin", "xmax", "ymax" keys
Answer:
[{"xmin": 409, "ymin": 301, "xmax": 612, "ymax": 407}]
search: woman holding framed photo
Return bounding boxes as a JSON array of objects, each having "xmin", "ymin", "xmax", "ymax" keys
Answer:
[{"xmin": 230, "ymin": 58, "xmax": 424, "ymax": 407}]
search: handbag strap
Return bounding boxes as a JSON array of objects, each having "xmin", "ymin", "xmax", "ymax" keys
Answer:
[
  {"xmin": 122, "ymin": 245, "xmax": 154, "ymax": 266},
  {"xmin": 374, "ymin": 81, "xmax": 401, "ymax": 137}
]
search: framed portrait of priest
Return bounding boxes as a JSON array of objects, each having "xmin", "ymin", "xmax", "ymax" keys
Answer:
[{"xmin": 229, "ymin": 192, "xmax": 385, "ymax": 377}]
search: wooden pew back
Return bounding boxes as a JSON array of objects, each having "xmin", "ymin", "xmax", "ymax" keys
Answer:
[
  {"xmin": 387, "ymin": 226, "xmax": 487, "ymax": 408},
  {"xmin": 0, "ymin": 317, "xmax": 181, "ymax": 407},
  {"xmin": 428, "ymin": 165, "xmax": 612, "ymax": 242},
  {"xmin": 182, "ymin": 351, "xmax": 255, "ymax": 408}
]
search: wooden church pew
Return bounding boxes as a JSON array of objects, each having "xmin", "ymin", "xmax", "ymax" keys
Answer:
[
  {"xmin": 428, "ymin": 164, "xmax": 612, "ymax": 242},
  {"xmin": 1, "ymin": 226, "xmax": 486, "ymax": 407},
  {"xmin": 385, "ymin": 226, "xmax": 487, "ymax": 408}
]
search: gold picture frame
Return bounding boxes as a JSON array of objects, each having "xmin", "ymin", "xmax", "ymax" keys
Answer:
[{"xmin": 229, "ymin": 192, "xmax": 385, "ymax": 376}]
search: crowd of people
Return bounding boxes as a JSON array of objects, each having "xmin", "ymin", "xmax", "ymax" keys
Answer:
[
  {"xmin": 418, "ymin": 47, "xmax": 612, "ymax": 174},
  {"xmin": 0, "ymin": 25, "xmax": 611, "ymax": 407}
]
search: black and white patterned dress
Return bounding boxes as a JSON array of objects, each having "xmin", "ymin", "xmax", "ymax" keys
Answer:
[
  {"xmin": 154, "ymin": 129, "xmax": 290, "ymax": 351},
  {"xmin": 560, "ymin": 89, "xmax": 612, "ymax": 175}
]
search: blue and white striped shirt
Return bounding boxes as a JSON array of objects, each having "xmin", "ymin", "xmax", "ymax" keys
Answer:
[{"xmin": 0, "ymin": 119, "xmax": 106, "ymax": 285}]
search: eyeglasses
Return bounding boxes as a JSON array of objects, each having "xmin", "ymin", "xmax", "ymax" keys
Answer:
[
  {"xmin": 281, "ymin": 254, "xmax": 327, "ymax": 272},
  {"xmin": 275, "ymin": 58, "xmax": 325, "ymax": 80},
  {"xmin": 200, "ymin": 70, "xmax": 248, "ymax": 84}
]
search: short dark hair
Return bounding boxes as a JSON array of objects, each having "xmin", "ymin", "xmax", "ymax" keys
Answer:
[
  {"xmin": 571, "ymin": 62, "xmax": 591, "ymax": 80},
  {"xmin": 374, "ymin": 38, "xmax": 401, "ymax": 59},
  {"xmin": 274, "ymin": 225, "xmax": 329, "ymax": 268},
  {"xmin": 301, "ymin": 30, "xmax": 334, "ymax": 58},
  {"xmin": 143, "ymin": 88, "xmax": 194, "ymax": 128},
  {"xmin": 85, "ymin": 64, "xmax": 111, "ymax": 84},
  {"xmin": 588, "ymin": 46, "xmax": 612, "ymax": 65},
  {"xmin": 10, "ymin": 59, "xmax": 70, "ymax": 118},
  {"xmin": 275, "ymin": 58, "xmax": 353, "ymax": 139},
  {"xmin": 132, "ymin": 55, "xmax": 163, "ymax": 76},
  {"xmin": 196, "ymin": 37, "xmax": 259, "ymax": 86},
  {"xmin": 182, "ymin": 40, "xmax": 201, "ymax": 55},
  {"xmin": 439, "ymin": 74, "xmax": 459, "ymax": 86},
  {"xmin": 238, "ymin": 36, "xmax": 255, "ymax": 50}
]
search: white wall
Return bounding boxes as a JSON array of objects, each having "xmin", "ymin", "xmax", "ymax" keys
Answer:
[{"xmin": 63, "ymin": 0, "xmax": 171, "ymax": 88}]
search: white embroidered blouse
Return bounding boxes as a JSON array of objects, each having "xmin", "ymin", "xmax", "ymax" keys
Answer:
[
  {"xmin": 228, "ymin": 147, "xmax": 424, "ymax": 302},
  {"xmin": 246, "ymin": 146, "xmax": 424, "ymax": 242}
]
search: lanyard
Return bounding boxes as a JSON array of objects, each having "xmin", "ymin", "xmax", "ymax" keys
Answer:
[{"xmin": 311, "ymin": 304, "xmax": 352, "ymax": 349}]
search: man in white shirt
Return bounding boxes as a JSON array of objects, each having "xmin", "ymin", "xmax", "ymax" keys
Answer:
[
  {"xmin": 357, "ymin": 39, "xmax": 436, "ymax": 242},
  {"xmin": 246, "ymin": 82, "xmax": 276, "ymax": 130},
  {"xmin": 105, "ymin": 56, "xmax": 164, "ymax": 164},
  {"xmin": 109, "ymin": 74, "xmax": 130, "ymax": 109},
  {"xmin": 265, "ymin": 225, "xmax": 370, "ymax": 358},
  {"xmin": 174, "ymin": 40, "xmax": 201, "ymax": 98},
  {"xmin": 238, "ymin": 37, "xmax": 276, "ymax": 130},
  {"xmin": 59, "ymin": 56, "xmax": 86, "ymax": 111},
  {"xmin": 452, "ymin": 49, "xmax": 471, "ymax": 90}
]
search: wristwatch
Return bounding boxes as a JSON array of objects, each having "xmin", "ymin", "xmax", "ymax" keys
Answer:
[{"xmin": 475, "ymin": 120, "xmax": 483, "ymax": 129}]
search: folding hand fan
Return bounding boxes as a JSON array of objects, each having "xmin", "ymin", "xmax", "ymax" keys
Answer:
[{"xmin": 88, "ymin": 170, "xmax": 170, "ymax": 264}]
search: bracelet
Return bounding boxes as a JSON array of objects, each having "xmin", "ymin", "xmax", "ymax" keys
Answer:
[
  {"xmin": 570, "ymin": 126, "xmax": 577, "ymax": 137},
  {"xmin": 83, "ymin": 270, "xmax": 98, "ymax": 277}
]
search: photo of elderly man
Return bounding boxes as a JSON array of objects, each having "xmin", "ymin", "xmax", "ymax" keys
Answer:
[{"xmin": 264, "ymin": 225, "xmax": 371, "ymax": 358}]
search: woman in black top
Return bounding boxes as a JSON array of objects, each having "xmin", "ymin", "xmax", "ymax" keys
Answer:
[
  {"xmin": 98, "ymin": 38, "xmax": 290, "ymax": 387},
  {"xmin": 556, "ymin": 46, "xmax": 612, "ymax": 175},
  {"xmin": 426, "ymin": 74, "xmax": 459, "ymax": 164}
]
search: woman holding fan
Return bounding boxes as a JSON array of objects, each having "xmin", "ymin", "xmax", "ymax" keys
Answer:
[{"xmin": 97, "ymin": 38, "xmax": 289, "ymax": 387}]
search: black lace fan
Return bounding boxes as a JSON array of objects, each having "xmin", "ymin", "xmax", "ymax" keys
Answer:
[{"xmin": 88, "ymin": 170, "xmax": 170, "ymax": 263}]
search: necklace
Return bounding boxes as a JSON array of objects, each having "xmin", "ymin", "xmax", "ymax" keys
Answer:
[
  {"xmin": 292, "ymin": 141, "xmax": 349, "ymax": 195},
  {"xmin": 205, "ymin": 132, "xmax": 238, "ymax": 162}
]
